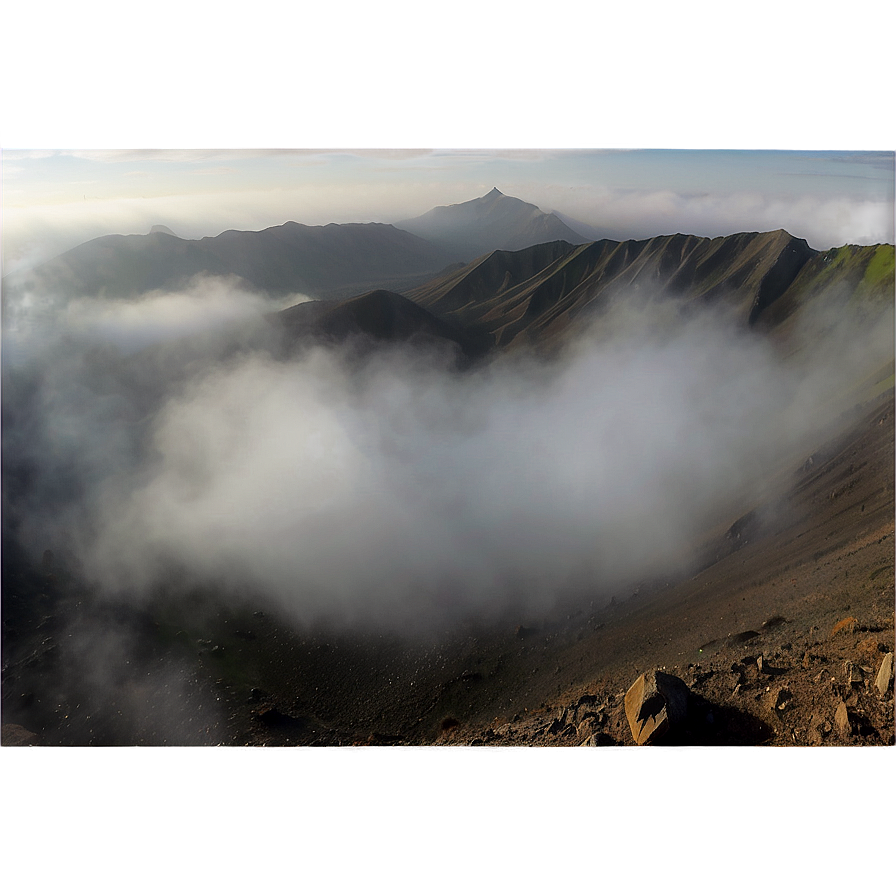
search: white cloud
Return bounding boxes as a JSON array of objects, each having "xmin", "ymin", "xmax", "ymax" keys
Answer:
[
  {"xmin": 551, "ymin": 186, "xmax": 894, "ymax": 249},
  {"xmin": 8, "ymin": 291, "xmax": 881, "ymax": 634}
]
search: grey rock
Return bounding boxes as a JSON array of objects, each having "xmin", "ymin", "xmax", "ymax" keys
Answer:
[
  {"xmin": 624, "ymin": 669, "xmax": 691, "ymax": 745},
  {"xmin": 876, "ymin": 653, "xmax": 894, "ymax": 696}
]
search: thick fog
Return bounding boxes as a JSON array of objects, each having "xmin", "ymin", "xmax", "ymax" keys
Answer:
[{"xmin": 3, "ymin": 276, "xmax": 892, "ymax": 635}]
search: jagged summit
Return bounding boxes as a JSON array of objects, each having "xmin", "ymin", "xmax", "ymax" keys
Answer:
[{"xmin": 396, "ymin": 189, "xmax": 587, "ymax": 261}]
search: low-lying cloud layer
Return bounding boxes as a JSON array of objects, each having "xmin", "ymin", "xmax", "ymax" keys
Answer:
[
  {"xmin": 4, "ymin": 278, "xmax": 891, "ymax": 635},
  {"xmin": 547, "ymin": 186, "xmax": 895, "ymax": 251}
]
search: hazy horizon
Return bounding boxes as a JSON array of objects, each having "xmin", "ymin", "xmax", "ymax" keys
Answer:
[
  {"xmin": 0, "ymin": 0, "xmax": 894, "ymax": 273},
  {"xmin": 3, "ymin": 148, "xmax": 893, "ymax": 275}
]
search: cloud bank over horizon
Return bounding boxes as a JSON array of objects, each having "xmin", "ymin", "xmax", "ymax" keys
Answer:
[{"xmin": 3, "ymin": 149, "xmax": 893, "ymax": 273}]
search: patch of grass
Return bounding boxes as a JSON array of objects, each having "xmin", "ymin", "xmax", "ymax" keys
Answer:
[{"xmin": 862, "ymin": 245, "xmax": 895, "ymax": 292}]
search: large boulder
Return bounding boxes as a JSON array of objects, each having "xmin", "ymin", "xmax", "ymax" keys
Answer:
[{"xmin": 624, "ymin": 670, "xmax": 692, "ymax": 745}]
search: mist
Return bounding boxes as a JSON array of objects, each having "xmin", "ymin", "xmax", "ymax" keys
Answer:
[
  {"xmin": 4, "ymin": 278, "xmax": 891, "ymax": 638},
  {"xmin": 545, "ymin": 186, "xmax": 895, "ymax": 251}
]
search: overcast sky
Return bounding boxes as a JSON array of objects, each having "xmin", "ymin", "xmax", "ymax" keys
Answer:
[{"xmin": 3, "ymin": 3, "xmax": 894, "ymax": 274}]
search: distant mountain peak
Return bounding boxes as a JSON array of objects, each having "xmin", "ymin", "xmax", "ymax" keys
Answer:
[
  {"xmin": 396, "ymin": 189, "xmax": 587, "ymax": 260},
  {"xmin": 149, "ymin": 224, "xmax": 177, "ymax": 237}
]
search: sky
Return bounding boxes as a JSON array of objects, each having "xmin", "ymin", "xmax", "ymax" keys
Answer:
[{"xmin": 3, "ymin": 1, "xmax": 894, "ymax": 274}]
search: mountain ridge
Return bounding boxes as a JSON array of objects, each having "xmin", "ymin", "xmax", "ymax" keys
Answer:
[
  {"xmin": 2, "ymin": 221, "xmax": 455, "ymax": 301},
  {"xmin": 404, "ymin": 229, "xmax": 874, "ymax": 349},
  {"xmin": 5, "ymin": 187, "xmax": 893, "ymax": 371}
]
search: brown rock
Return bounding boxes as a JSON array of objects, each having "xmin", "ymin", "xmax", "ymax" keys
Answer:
[
  {"xmin": 844, "ymin": 661, "xmax": 864, "ymax": 687},
  {"xmin": 624, "ymin": 670, "xmax": 691, "ymax": 745},
  {"xmin": 767, "ymin": 686, "xmax": 793, "ymax": 712},
  {"xmin": 876, "ymin": 653, "xmax": 894, "ymax": 696},
  {"xmin": 831, "ymin": 617, "xmax": 858, "ymax": 637},
  {"xmin": 545, "ymin": 718, "xmax": 564, "ymax": 736},
  {"xmin": 834, "ymin": 701, "xmax": 853, "ymax": 736}
]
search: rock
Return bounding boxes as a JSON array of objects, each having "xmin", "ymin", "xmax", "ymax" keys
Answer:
[
  {"xmin": 545, "ymin": 718, "xmax": 564, "ymax": 736},
  {"xmin": 767, "ymin": 686, "xmax": 793, "ymax": 712},
  {"xmin": 844, "ymin": 661, "xmax": 864, "ymax": 687},
  {"xmin": 830, "ymin": 617, "xmax": 858, "ymax": 637},
  {"xmin": 624, "ymin": 670, "xmax": 691, "ymax": 745},
  {"xmin": 876, "ymin": 653, "xmax": 894, "ymax": 696},
  {"xmin": 575, "ymin": 715, "xmax": 595, "ymax": 736},
  {"xmin": 834, "ymin": 701, "xmax": 853, "ymax": 736}
]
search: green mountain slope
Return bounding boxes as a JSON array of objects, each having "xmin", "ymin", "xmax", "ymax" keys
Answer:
[{"xmin": 407, "ymin": 230, "xmax": 820, "ymax": 349}]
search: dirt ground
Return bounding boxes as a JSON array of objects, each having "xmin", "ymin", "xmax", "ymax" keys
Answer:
[{"xmin": 2, "ymin": 390, "xmax": 893, "ymax": 748}]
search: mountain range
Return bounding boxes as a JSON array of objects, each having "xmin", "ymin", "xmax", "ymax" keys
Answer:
[
  {"xmin": 1, "ymin": 189, "xmax": 588, "ymax": 303},
  {"xmin": 2, "ymin": 221, "xmax": 454, "ymax": 301},
  {"xmin": 3, "ymin": 188, "xmax": 893, "ymax": 360}
]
